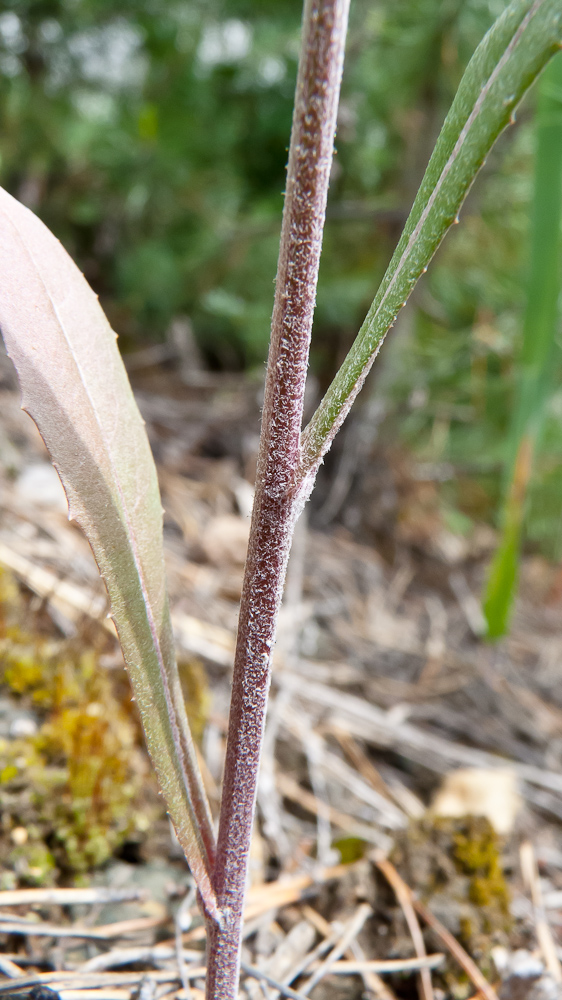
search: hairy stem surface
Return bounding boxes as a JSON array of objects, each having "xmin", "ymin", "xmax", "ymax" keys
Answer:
[{"xmin": 204, "ymin": 2, "xmax": 349, "ymax": 997}]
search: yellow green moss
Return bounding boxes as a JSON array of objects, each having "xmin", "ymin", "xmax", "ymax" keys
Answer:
[
  {"xmin": 391, "ymin": 815, "xmax": 511, "ymax": 991},
  {"xmin": 178, "ymin": 656, "xmax": 211, "ymax": 743},
  {"xmin": 453, "ymin": 817, "xmax": 510, "ymax": 917},
  {"xmin": 0, "ymin": 567, "xmax": 161, "ymax": 882}
]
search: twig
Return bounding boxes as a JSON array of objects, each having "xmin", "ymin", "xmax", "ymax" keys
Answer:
[
  {"xmin": 0, "ymin": 956, "xmax": 25, "ymax": 978},
  {"xmin": 316, "ymin": 956, "xmax": 444, "ymax": 974},
  {"xmin": 300, "ymin": 902, "xmax": 372, "ymax": 995},
  {"xmin": 0, "ymin": 537, "xmax": 236, "ymax": 667},
  {"xmin": 243, "ymin": 862, "xmax": 355, "ymax": 919},
  {"xmin": 520, "ymin": 840, "xmax": 562, "ymax": 982},
  {"xmin": 0, "ymin": 970, "xmax": 194, "ymax": 992},
  {"xmin": 283, "ymin": 713, "xmax": 405, "ymax": 829},
  {"xmin": 277, "ymin": 673, "xmax": 562, "ymax": 802},
  {"xmin": 93, "ymin": 915, "xmax": 171, "ymax": 939},
  {"xmin": 176, "ymin": 885, "xmax": 197, "ymax": 998},
  {"xmin": 332, "ymin": 729, "xmax": 397, "ymax": 804},
  {"xmin": 319, "ymin": 747, "xmax": 406, "ymax": 828},
  {"xmin": 0, "ymin": 539, "xmax": 108, "ymax": 624},
  {"xmin": 248, "ymin": 919, "xmax": 316, "ymax": 1000},
  {"xmin": 0, "ymin": 886, "xmax": 146, "ymax": 906},
  {"xmin": 347, "ymin": 939, "xmax": 398, "ymax": 1000},
  {"xmin": 302, "ymin": 905, "xmax": 397, "ymax": 1000},
  {"xmin": 412, "ymin": 899, "xmax": 499, "ymax": 1000},
  {"xmin": 302, "ymin": 725, "xmax": 335, "ymax": 866},
  {"xmin": 81, "ymin": 945, "xmax": 203, "ymax": 973},
  {"xmin": 56, "ymin": 991, "xmax": 131, "ymax": 1000},
  {"xmin": 0, "ymin": 920, "xmax": 109, "ymax": 939},
  {"xmin": 164, "ymin": 991, "xmax": 205, "ymax": 1000},
  {"xmin": 240, "ymin": 962, "xmax": 310, "ymax": 1000},
  {"xmin": 374, "ymin": 854, "xmax": 434, "ymax": 1000},
  {"xmin": 283, "ymin": 906, "xmax": 340, "ymax": 985},
  {"xmin": 0, "ymin": 915, "xmax": 168, "ymax": 940},
  {"xmin": 258, "ymin": 687, "xmax": 292, "ymax": 864},
  {"xmin": 448, "ymin": 572, "xmax": 486, "ymax": 637},
  {"xmin": 276, "ymin": 771, "xmax": 393, "ymax": 850}
]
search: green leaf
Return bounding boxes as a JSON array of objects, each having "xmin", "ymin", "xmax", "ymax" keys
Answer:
[
  {"xmin": 484, "ymin": 437, "xmax": 533, "ymax": 638},
  {"xmin": 301, "ymin": 0, "xmax": 562, "ymax": 477},
  {"xmin": 0, "ymin": 188, "xmax": 219, "ymax": 920},
  {"xmin": 483, "ymin": 53, "xmax": 562, "ymax": 638}
]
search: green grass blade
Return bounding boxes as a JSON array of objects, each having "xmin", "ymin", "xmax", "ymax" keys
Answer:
[
  {"xmin": 300, "ymin": 0, "xmax": 562, "ymax": 478},
  {"xmin": 483, "ymin": 52, "xmax": 562, "ymax": 638},
  {"xmin": 483, "ymin": 436, "xmax": 534, "ymax": 637}
]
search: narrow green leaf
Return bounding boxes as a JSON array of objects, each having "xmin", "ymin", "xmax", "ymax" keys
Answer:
[
  {"xmin": 483, "ymin": 526, "xmax": 521, "ymax": 640},
  {"xmin": 301, "ymin": 0, "xmax": 562, "ymax": 477},
  {"xmin": 484, "ymin": 437, "xmax": 533, "ymax": 638},
  {"xmin": 483, "ymin": 52, "xmax": 562, "ymax": 638},
  {"xmin": 0, "ymin": 188, "xmax": 219, "ymax": 919}
]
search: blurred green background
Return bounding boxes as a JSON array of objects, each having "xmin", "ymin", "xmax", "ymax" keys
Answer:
[{"xmin": 1, "ymin": 0, "xmax": 561, "ymax": 567}]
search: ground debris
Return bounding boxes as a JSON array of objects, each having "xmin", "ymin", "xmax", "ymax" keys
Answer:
[{"xmin": 0, "ymin": 361, "xmax": 562, "ymax": 997}]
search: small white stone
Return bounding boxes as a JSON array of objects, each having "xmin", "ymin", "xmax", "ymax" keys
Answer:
[
  {"xmin": 431, "ymin": 767, "xmax": 522, "ymax": 834},
  {"xmin": 10, "ymin": 715, "xmax": 38, "ymax": 738}
]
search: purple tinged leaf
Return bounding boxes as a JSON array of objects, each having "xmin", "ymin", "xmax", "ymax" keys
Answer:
[{"xmin": 0, "ymin": 188, "xmax": 219, "ymax": 920}]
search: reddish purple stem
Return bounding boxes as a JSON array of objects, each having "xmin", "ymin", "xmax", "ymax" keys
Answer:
[{"xmin": 204, "ymin": 2, "xmax": 350, "ymax": 998}]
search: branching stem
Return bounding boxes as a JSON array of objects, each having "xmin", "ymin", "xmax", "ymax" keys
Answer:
[
  {"xmin": 204, "ymin": 2, "xmax": 350, "ymax": 997},
  {"xmin": 203, "ymin": 1, "xmax": 562, "ymax": 996},
  {"xmin": 298, "ymin": 0, "xmax": 562, "ymax": 485}
]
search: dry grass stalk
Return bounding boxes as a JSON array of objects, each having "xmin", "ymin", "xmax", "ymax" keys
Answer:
[
  {"xmin": 300, "ymin": 902, "xmax": 372, "ymax": 995},
  {"xmin": 520, "ymin": 840, "xmax": 562, "ymax": 982},
  {"xmin": 412, "ymin": 898, "xmax": 499, "ymax": 1000},
  {"xmin": 302, "ymin": 905, "xmax": 398, "ymax": 1000},
  {"xmin": 276, "ymin": 771, "xmax": 392, "ymax": 848},
  {"xmin": 373, "ymin": 853, "xmax": 434, "ymax": 1000},
  {"xmin": 373, "ymin": 854, "xmax": 500, "ymax": 1000}
]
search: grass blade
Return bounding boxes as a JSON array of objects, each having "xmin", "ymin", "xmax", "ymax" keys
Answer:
[{"xmin": 484, "ymin": 52, "xmax": 562, "ymax": 638}]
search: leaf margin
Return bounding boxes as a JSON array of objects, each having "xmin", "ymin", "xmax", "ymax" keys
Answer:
[{"xmin": 0, "ymin": 187, "xmax": 219, "ymax": 921}]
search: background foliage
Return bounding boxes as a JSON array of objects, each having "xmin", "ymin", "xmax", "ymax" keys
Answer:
[{"xmin": 1, "ymin": 0, "xmax": 561, "ymax": 563}]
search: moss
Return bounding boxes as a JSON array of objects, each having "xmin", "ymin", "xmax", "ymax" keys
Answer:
[
  {"xmin": 453, "ymin": 817, "xmax": 510, "ymax": 918},
  {"xmin": 9, "ymin": 841, "xmax": 56, "ymax": 886},
  {"xmin": 391, "ymin": 816, "xmax": 512, "ymax": 992},
  {"xmin": 0, "ymin": 568, "xmax": 162, "ymax": 881},
  {"xmin": 1, "ymin": 762, "xmax": 18, "ymax": 783},
  {"xmin": 3, "ymin": 653, "xmax": 44, "ymax": 693},
  {"xmin": 178, "ymin": 655, "xmax": 211, "ymax": 743}
]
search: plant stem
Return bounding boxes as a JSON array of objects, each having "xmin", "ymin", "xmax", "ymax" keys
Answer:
[
  {"xmin": 298, "ymin": 0, "xmax": 562, "ymax": 484},
  {"xmin": 204, "ymin": 2, "xmax": 349, "ymax": 997}
]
